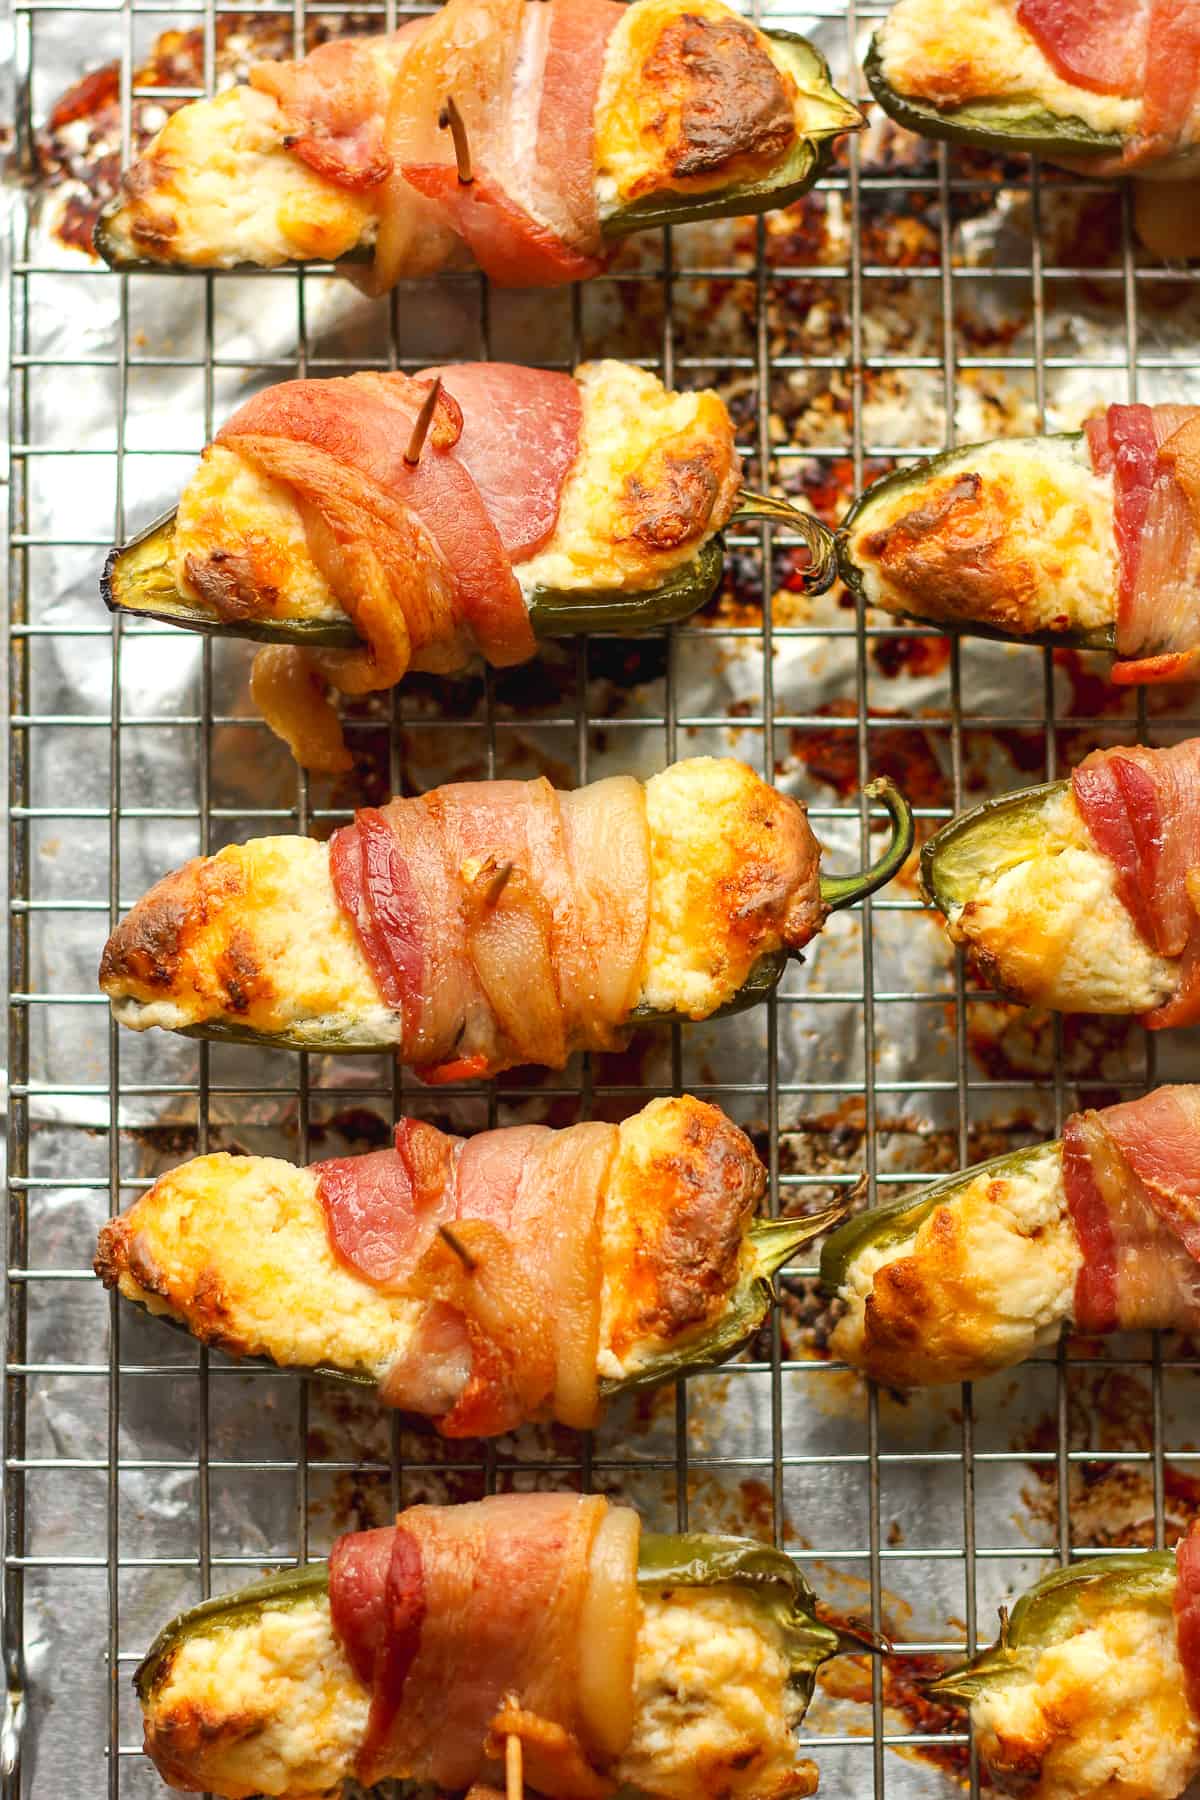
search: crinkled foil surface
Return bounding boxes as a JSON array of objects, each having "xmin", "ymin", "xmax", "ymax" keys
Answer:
[{"xmin": 5, "ymin": 4, "xmax": 1200, "ymax": 1795}]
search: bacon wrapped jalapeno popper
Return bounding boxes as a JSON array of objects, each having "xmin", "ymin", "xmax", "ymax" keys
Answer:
[
  {"xmin": 136, "ymin": 1493, "xmax": 859, "ymax": 1800},
  {"xmin": 867, "ymin": 1, "xmax": 1200, "ymax": 199},
  {"xmin": 96, "ymin": 0, "xmax": 861, "ymax": 288},
  {"xmin": 839, "ymin": 404, "xmax": 1200, "ymax": 682},
  {"xmin": 927, "ymin": 1522, "xmax": 1200, "ymax": 1800},
  {"xmin": 96, "ymin": 1097, "xmax": 841, "ymax": 1434},
  {"xmin": 820, "ymin": 1084, "xmax": 1200, "ymax": 1389},
  {"xmin": 921, "ymin": 738, "xmax": 1200, "ymax": 1027},
  {"xmin": 104, "ymin": 360, "xmax": 837, "ymax": 772},
  {"xmin": 99, "ymin": 757, "xmax": 914, "ymax": 1074}
]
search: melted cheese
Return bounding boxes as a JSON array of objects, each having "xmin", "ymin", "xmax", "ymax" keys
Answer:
[
  {"xmin": 516, "ymin": 362, "xmax": 739, "ymax": 596},
  {"xmin": 848, "ymin": 437, "xmax": 1117, "ymax": 637},
  {"xmin": 102, "ymin": 1154, "xmax": 422, "ymax": 1380},
  {"xmin": 163, "ymin": 361, "xmax": 737, "ymax": 631},
  {"xmin": 641, "ymin": 758, "xmax": 798, "ymax": 1019},
  {"xmin": 971, "ymin": 1600, "xmax": 1200, "ymax": 1800},
  {"xmin": 944, "ymin": 788, "xmax": 1178, "ymax": 1014},
  {"xmin": 106, "ymin": 0, "xmax": 825, "ymax": 273},
  {"xmin": 878, "ymin": 0, "xmax": 1141, "ymax": 138},
  {"xmin": 101, "ymin": 85, "xmax": 374, "ymax": 269},
  {"xmin": 617, "ymin": 1586, "xmax": 815, "ymax": 1800},
  {"xmin": 831, "ymin": 1147, "xmax": 1080, "ymax": 1387},
  {"xmin": 174, "ymin": 445, "xmax": 341, "ymax": 622},
  {"xmin": 598, "ymin": 1095, "xmax": 762, "ymax": 1381},
  {"xmin": 105, "ymin": 759, "xmax": 805, "ymax": 1035},
  {"xmin": 104, "ymin": 836, "xmax": 401, "ymax": 1044},
  {"xmin": 594, "ymin": 0, "xmax": 805, "ymax": 213},
  {"xmin": 143, "ymin": 1580, "xmax": 813, "ymax": 1800},
  {"xmin": 102, "ymin": 1095, "xmax": 759, "ymax": 1391},
  {"xmin": 145, "ymin": 1596, "xmax": 369, "ymax": 1799}
]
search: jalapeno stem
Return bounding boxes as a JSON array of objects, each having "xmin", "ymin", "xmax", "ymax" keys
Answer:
[
  {"xmin": 733, "ymin": 488, "xmax": 839, "ymax": 595},
  {"xmin": 818, "ymin": 777, "xmax": 915, "ymax": 912},
  {"xmin": 749, "ymin": 1202, "xmax": 847, "ymax": 1278}
]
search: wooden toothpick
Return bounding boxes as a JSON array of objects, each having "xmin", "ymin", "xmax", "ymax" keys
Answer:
[
  {"xmin": 505, "ymin": 1726, "xmax": 523, "ymax": 1800},
  {"xmin": 439, "ymin": 1223, "xmax": 478, "ymax": 1272},
  {"xmin": 438, "ymin": 95, "xmax": 473, "ymax": 185},
  {"xmin": 404, "ymin": 376, "xmax": 443, "ymax": 466}
]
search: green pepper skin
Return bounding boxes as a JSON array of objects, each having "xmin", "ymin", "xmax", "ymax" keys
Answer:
[
  {"xmin": 136, "ymin": 1529, "xmax": 852, "ymax": 1712},
  {"xmin": 918, "ymin": 779, "xmax": 1066, "ymax": 921},
  {"xmin": 600, "ymin": 1203, "xmax": 846, "ymax": 1398},
  {"xmin": 101, "ymin": 512, "xmax": 726, "ymax": 648},
  {"xmin": 836, "ymin": 438, "xmax": 1117, "ymax": 654},
  {"xmin": 103, "ymin": 490, "xmax": 840, "ymax": 651},
  {"xmin": 102, "ymin": 512, "xmax": 361, "ymax": 650},
  {"xmin": 818, "ymin": 1143, "xmax": 1057, "ymax": 1299},
  {"xmin": 927, "ymin": 1552, "xmax": 1178, "ymax": 1707},
  {"xmin": 601, "ymin": 33, "xmax": 862, "ymax": 237},
  {"xmin": 167, "ymin": 776, "xmax": 912, "ymax": 1048},
  {"xmin": 863, "ymin": 31, "xmax": 1124, "ymax": 162},
  {"xmin": 95, "ymin": 31, "xmax": 861, "ymax": 278},
  {"xmin": 119, "ymin": 1204, "xmax": 845, "ymax": 1408}
]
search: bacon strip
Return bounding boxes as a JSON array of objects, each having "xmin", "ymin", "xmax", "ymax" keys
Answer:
[
  {"xmin": 329, "ymin": 775, "xmax": 651, "ymax": 1078},
  {"xmin": 1018, "ymin": 1, "xmax": 1200, "ymax": 170},
  {"xmin": 328, "ymin": 1494, "xmax": 624, "ymax": 1791},
  {"xmin": 219, "ymin": 371, "xmax": 533, "ymax": 677},
  {"xmin": 312, "ymin": 1115, "xmax": 616, "ymax": 1430},
  {"xmin": 249, "ymin": 34, "xmax": 408, "ymax": 188},
  {"xmin": 422, "ymin": 363, "xmax": 582, "ymax": 562},
  {"xmin": 1085, "ymin": 403, "xmax": 1200, "ymax": 682},
  {"xmin": 1017, "ymin": 0, "xmax": 1150, "ymax": 97},
  {"xmin": 330, "ymin": 1524, "xmax": 426, "ymax": 1774},
  {"xmin": 371, "ymin": 0, "xmax": 618, "ymax": 292},
  {"xmin": 250, "ymin": 0, "xmax": 620, "ymax": 290},
  {"xmin": 1071, "ymin": 739, "xmax": 1200, "ymax": 1028},
  {"xmin": 1062, "ymin": 1114, "xmax": 1120, "ymax": 1333},
  {"xmin": 1061, "ymin": 1088, "xmax": 1200, "ymax": 1334},
  {"xmin": 1136, "ymin": 0, "xmax": 1200, "ymax": 166},
  {"xmin": 1176, "ymin": 1520, "xmax": 1200, "ymax": 1724},
  {"xmin": 329, "ymin": 808, "xmax": 425, "ymax": 1037}
]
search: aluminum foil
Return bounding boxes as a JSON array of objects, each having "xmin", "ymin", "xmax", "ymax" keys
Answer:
[{"xmin": 6, "ymin": 4, "xmax": 1200, "ymax": 1795}]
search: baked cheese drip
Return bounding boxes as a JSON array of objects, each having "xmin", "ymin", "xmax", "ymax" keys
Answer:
[
  {"xmin": 101, "ymin": 758, "xmax": 814, "ymax": 1039},
  {"xmin": 831, "ymin": 1147, "xmax": 1080, "ymax": 1388},
  {"xmin": 970, "ymin": 1599, "xmax": 1200, "ymax": 1800},
  {"xmin": 140, "ymin": 1583, "xmax": 815, "ymax": 1800},
  {"xmin": 878, "ymin": 0, "xmax": 1146, "ymax": 139},
  {"xmin": 96, "ymin": 1096, "xmax": 759, "ymax": 1396},
  {"xmin": 592, "ymin": 0, "xmax": 806, "ymax": 213},
  {"xmin": 942, "ymin": 786, "xmax": 1177, "ymax": 1014},
  {"xmin": 101, "ymin": 0, "xmax": 812, "ymax": 272},
  {"xmin": 169, "ymin": 362, "xmax": 739, "ymax": 630},
  {"xmin": 847, "ymin": 437, "xmax": 1117, "ymax": 638}
]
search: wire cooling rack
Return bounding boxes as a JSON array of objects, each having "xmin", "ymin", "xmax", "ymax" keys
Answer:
[{"xmin": 7, "ymin": 3, "xmax": 1200, "ymax": 1796}]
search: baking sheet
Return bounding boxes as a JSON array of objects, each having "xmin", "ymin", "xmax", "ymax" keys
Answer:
[{"xmin": 6, "ymin": 3, "xmax": 1200, "ymax": 1794}]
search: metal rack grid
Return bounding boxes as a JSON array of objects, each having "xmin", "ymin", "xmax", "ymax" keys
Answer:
[{"xmin": 6, "ymin": 3, "xmax": 1200, "ymax": 1796}]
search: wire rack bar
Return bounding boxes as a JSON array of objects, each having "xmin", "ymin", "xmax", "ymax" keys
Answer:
[{"xmin": 5, "ymin": 4, "xmax": 1186, "ymax": 1798}]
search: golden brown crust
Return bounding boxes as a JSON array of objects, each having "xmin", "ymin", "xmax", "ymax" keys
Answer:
[
  {"xmin": 99, "ymin": 854, "xmax": 263, "ymax": 1011},
  {"xmin": 95, "ymin": 1212, "xmax": 249, "ymax": 1356},
  {"xmin": 726, "ymin": 784, "xmax": 826, "ymax": 961},
  {"xmin": 617, "ymin": 405, "xmax": 739, "ymax": 554},
  {"xmin": 853, "ymin": 1207, "xmax": 980, "ymax": 1388},
  {"xmin": 142, "ymin": 1687, "xmax": 267, "ymax": 1800},
  {"xmin": 857, "ymin": 472, "xmax": 1045, "ymax": 633},
  {"xmin": 184, "ymin": 548, "xmax": 281, "ymax": 622},
  {"xmin": 606, "ymin": 1096, "xmax": 765, "ymax": 1362},
  {"xmin": 631, "ymin": 11, "xmax": 796, "ymax": 193}
]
